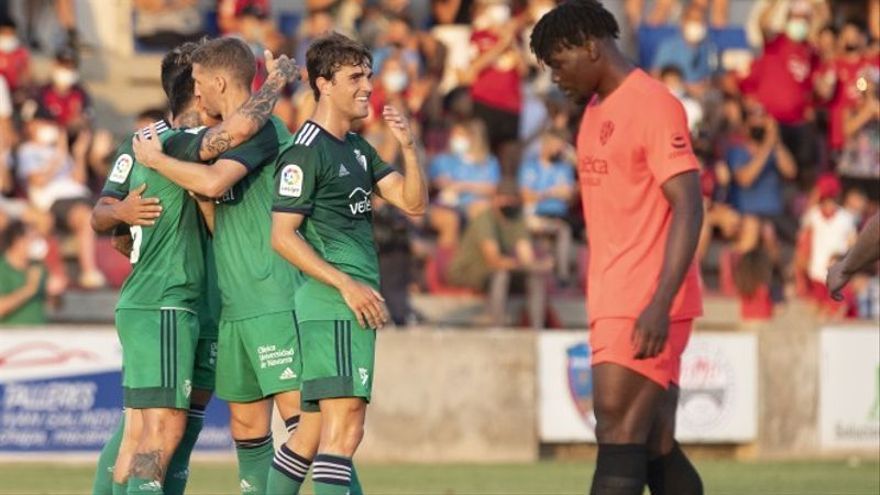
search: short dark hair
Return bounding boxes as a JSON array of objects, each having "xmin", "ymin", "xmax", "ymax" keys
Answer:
[
  {"xmin": 138, "ymin": 107, "xmax": 168, "ymax": 123},
  {"xmin": 191, "ymin": 37, "xmax": 256, "ymax": 90},
  {"xmin": 1, "ymin": 220, "xmax": 26, "ymax": 251},
  {"xmin": 660, "ymin": 64, "xmax": 684, "ymax": 80},
  {"xmin": 530, "ymin": 0, "xmax": 620, "ymax": 64},
  {"xmin": 161, "ymin": 42, "xmax": 200, "ymax": 118},
  {"xmin": 306, "ymin": 32, "xmax": 373, "ymax": 101}
]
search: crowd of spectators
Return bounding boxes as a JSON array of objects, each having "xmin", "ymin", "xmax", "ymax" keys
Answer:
[{"xmin": 0, "ymin": 0, "xmax": 877, "ymax": 327}]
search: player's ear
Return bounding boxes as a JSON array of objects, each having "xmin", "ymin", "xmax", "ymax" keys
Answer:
[
  {"xmin": 585, "ymin": 39, "xmax": 600, "ymax": 63},
  {"xmin": 317, "ymin": 76, "xmax": 332, "ymax": 97},
  {"xmin": 214, "ymin": 74, "xmax": 227, "ymax": 94}
]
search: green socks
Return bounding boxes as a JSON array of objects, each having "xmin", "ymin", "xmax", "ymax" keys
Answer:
[
  {"xmin": 92, "ymin": 415, "xmax": 124, "ymax": 495},
  {"xmin": 163, "ymin": 405, "xmax": 206, "ymax": 495},
  {"xmin": 126, "ymin": 476, "xmax": 163, "ymax": 494},
  {"xmin": 312, "ymin": 454, "xmax": 354, "ymax": 495},
  {"xmin": 267, "ymin": 444, "xmax": 311, "ymax": 494},
  {"xmin": 235, "ymin": 434, "xmax": 274, "ymax": 494}
]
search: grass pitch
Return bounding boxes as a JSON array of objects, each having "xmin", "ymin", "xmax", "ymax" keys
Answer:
[{"xmin": 0, "ymin": 459, "xmax": 877, "ymax": 494}]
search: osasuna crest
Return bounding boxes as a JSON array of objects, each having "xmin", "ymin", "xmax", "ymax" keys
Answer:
[
  {"xmin": 599, "ymin": 121, "xmax": 614, "ymax": 146},
  {"xmin": 354, "ymin": 149, "xmax": 368, "ymax": 171},
  {"xmin": 278, "ymin": 164, "xmax": 303, "ymax": 197},
  {"xmin": 109, "ymin": 154, "xmax": 133, "ymax": 183},
  {"xmin": 567, "ymin": 342, "xmax": 596, "ymax": 430}
]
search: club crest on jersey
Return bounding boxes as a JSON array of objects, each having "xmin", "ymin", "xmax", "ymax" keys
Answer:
[
  {"xmin": 279, "ymin": 164, "xmax": 303, "ymax": 197},
  {"xmin": 599, "ymin": 121, "xmax": 614, "ymax": 146},
  {"xmin": 354, "ymin": 149, "xmax": 368, "ymax": 171},
  {"xmin": 109, "ymin": 154, "xmax": 133, "ymax": 183}
]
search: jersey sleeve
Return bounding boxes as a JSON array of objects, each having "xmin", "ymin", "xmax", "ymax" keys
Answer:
[
  {"xmin": 217, "ymin": 122, "xmax": 279, "ymax": 171},
  {"xmin": 361, "ymin": 138, "xmax": 395, "ymax": 184},
  {"xmin": 643, "ymin": 94, "xmax": 700, "ymax": 185},
  {"xmin": 272, "ymin": 144, "xmax": 322, "ymax": 215},
  {"xmin": 163, "ymin": 126, "xmax": 209, "ymax": 163},
  {"xmin": 101, "ymin": 138, "xmax": 136, "ymax": 199}
]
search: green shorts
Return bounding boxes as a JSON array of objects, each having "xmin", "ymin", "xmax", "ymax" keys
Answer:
[
  {"xmin": 192, "ymin": 335, "xmax": 218, "ymax": 391},
  {"xmin": 215, "ymin": 310, "xmax": 302, "ymax": 402},
  {"xmin": 300, "ymin": 319, "xmax": 375, "ymax": 413},
  {"xmin": 116, "ymin": 308, "xmax": 199, "ymax": 409}
]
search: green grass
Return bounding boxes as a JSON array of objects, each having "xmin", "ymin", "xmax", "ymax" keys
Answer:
[{"xmin": 0, "ymin": 460, "xmax": 877, "ymax": 495}]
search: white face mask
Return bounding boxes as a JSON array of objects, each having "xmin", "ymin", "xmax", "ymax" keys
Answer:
[
  {"xmin": 53, "ymin": 68, "xmax": 79, "ymax": 89},
  {"xmin": 682, "ymin": 22, "xmax": 707, "ymax": 44},
  {"xmin": 485, "ymin": 4, "xmax": 511, "ymax": 25},
  {"xmin": 450, "ymin": 135, "xmax": 471, "ymax": 155},
  {"xmin": 786, "ymin": 19, "xmax": 810, "ymax": 42},
  {"xmin": 382, "ymin": 70, "xmax": 408, "ymax": 93},
  {"xmin": 36, "ymin": 125, "xmax": 60, "ymax": 145},
  {"xmin": 0, "ymin": 35, "xmax": 18, "ymax": 53},
  {"xmin": 28, "ymin": 237, "xmax": 48, "ymax": 261}
]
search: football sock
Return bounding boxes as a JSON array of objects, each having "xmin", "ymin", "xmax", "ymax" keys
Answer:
[
  {"xmin": 589, "ymin": 443, "xmax": 647, "ymax": 495},
  {"xmin": 284, "ymin": 415, "xmax": 300, "ymax": 435},
  {"xmin": 111, "ymin": 482, "xmax": 127, "ymax": 495},
  {"xmin": 92, "ymin": 415, "xmax": 124, "ymax": 495},
  {"xmin": 163, "ymin": 404, "xmax": 206, "ymax": 495},
  {"xmin": 647, "ymin": 443, "xmax": 703, "ymax": 495},
  {"xmin": 312, "ymin": 454, "xmax": 353, "ymax": 495},
  {"xmin": 235, "ymin": 434, "xmax": 274, "ymax": 495},
  {"xmin": 126, "ymin": 476, "xmax": 162, "ymax": 494},
  {"xmin": 267, "ymin": 444, "xmax": 312, "ymax": 494}
]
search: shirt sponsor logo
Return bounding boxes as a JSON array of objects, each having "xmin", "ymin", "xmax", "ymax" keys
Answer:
[
  {"xmin": 671, "ymin": 133, "xmax": 688, "ymax": 149},
  {"xmin": 348, "ymin": 187, "xmax": 373, "ymax": 215},
  {"xmin": 279, "ymin": 164, "xmax": 303, "ymax": 197},
  {"xmin": 108, "ymin": 154, "xmax": 133, "ymax": 183}
]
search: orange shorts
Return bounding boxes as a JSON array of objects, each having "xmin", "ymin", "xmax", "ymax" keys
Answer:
[{"xmin": 589, "ymin": 318, "xmax": 694, "ymax": 389}]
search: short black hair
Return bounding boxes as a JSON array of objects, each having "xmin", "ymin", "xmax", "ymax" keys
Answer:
[
  {"xmin": 1, "ymin": 220, "xmax": 26, "ymax": 251},
  {"xmin": 306, "ymin": 32, "xmax": 373, "ymax": 101},
  {"xmin": 191, "ymin": 37, "xmax": 256, "ymax": 90},
  {"xmin": 660, "ymin": 64, "xmax": 684, "ymax": 80},
  {"xmin": 138, "ymin": 107, "xmax": 168, "ymax": 123},
  {"xmin": 842, "ymin": 18, "xmax": 867, "ymax": 34},
  {"xmin": 530, "ymin": 0, "xmax": 620, "ymax": 64},
  {"xmin": 161, "ymin": 41, "xmax": 200, "ymax": 118}
]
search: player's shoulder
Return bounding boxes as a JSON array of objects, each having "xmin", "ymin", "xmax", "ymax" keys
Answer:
[
  {"xmin": 630, "ymin": 71, "xmax": 683, "ymax": 109},
  {"xmin": 290, "ymin": 121, "xmax": 328, "ymax": 148}
]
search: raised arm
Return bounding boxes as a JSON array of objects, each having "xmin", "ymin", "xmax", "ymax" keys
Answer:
[
  {"xmin": 196, "ymin": 51, "xmax": 299, "ymax": 161},
  {"xmin": 271, "ymin": 212, "xmax": 387, "ymax": 329},
  {"xmin": 375, "ymin": 106, "xmax": 428, "ymax": 215}
]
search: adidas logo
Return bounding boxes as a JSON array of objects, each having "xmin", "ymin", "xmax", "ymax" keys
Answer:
[
  {"xmin": 138, "ymin": 480, "xmax": 162, "ymax": 491},
  {"xmin": 339, "ymin": 163, "xmax": 350, "ymax": 177},
  {"xmin": 280, "ymin": 367, "xmax": 297, "ymax": 380},
  {"xmin": 241, "ymin": 479, "xmax": 257, "ymax": 493}
]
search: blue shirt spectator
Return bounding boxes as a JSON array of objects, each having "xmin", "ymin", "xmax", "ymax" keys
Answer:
[
  {"xmin": 728, "ymin": 144, "xmax": 783, "ymax": 216},
  {"xmin": 650, "ymin": 3, "xmax": 718, "ymax": 84},
  {"xmin": 518, "ymin": 158, "xmax": 574, "ymax": 217},
  {"xmin": 429, "ymin": 151, "xmax": 501, "ymax": 212}
]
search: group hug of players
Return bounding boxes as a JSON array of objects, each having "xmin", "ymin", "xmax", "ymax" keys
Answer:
[{"xmin": 90, "ymin": 30, "xmax": 426, "ymax": 495}]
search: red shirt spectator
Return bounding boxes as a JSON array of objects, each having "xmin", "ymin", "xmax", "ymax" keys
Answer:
[
  {"xmin": 823, "ymin": 55, "xmax": 874, "ymax": 151},
  {"xmin": 38, "ymin": 83, "xmax": 90, "ymax": 129},
  {"xmin": 0, "ymin": 19, "xmax": 29, "ymax": 92},
  {"xmin": 218, "ymin": 0, "xmax": 270, "ymax": 34},
  {"xmin": 469, "ymin": 29, "xmax": 522, "ymax": 114},
  {"xmin": 740, "ymin": 34, "xmax": 819, "ymax": 125}
]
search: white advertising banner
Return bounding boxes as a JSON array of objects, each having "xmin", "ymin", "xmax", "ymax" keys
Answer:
[
  {"xmin": 819, "ymin": 326, "xmax": 880, "ymax": 450},
  {"xmin": 539, "ymin": 331, "xmax": 758, "ymax": 443}
]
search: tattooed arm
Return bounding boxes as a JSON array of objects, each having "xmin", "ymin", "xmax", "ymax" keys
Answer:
[{"xmin": 197, "ymin": 50, "xmax": 299, "ymax": 161}]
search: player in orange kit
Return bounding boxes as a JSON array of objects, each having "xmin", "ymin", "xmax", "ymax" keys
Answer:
[{"xmin": 531, "ymin": 1, "xmax": 704, "ymax": 494}]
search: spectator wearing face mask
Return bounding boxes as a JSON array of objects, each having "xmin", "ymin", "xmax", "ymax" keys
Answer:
[
  {"xmin": 651, "ymin": 3, "xmax": 718, "ymax": 94},
  {"xmin": 0, "ymin": 220, "xmax": 47, "ymax": 325},
  {"xmin": 36, "ymin": 48, "xmax": 90, "ymax": 132},
  {"xmin": 816, "ymin": 20, "xmax": 875, "ymax": 158},
  {"xmin": 446, "ymin": 181, "xmax": 553, "ymax": 329},
  {"xmin": 428, "ymin": 118, "xmax": 500, "ymax": 248},
  {"xmin": 0, "ymin": 17, "xmax": 30, "ymax": 97},
  {"xmin": 15, "ymin": 106, "xmax": 104, "ymax": 289},
  {"xmin": 740, "ymin": 0, "xmax": 821, "ymax": 188},
  {"xmin": 518, "ymin": 129, "xmax": 575, "ymax": 284},
  {"xmin": 463, "ymin": 0, "xmax": 528, "ymax": 154}
]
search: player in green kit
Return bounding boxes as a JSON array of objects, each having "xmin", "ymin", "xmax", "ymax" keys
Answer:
[
  {"xmin": 132, "ymin": 37, "xmax": 307, "ymax": 495},
  {"xmin": 269, "ymin": 32, "xmax": 427, "ymax": 495},
  {"xmin": 90, "ymin": 42, "xmax": 297, "ymax": 495}
]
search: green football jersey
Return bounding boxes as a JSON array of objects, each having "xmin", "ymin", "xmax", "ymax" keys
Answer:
[
  {"xmin": 272, "ymin": 120, "xmax": 395, "ymax": 323},
  {"xmin": 212, "ymin": 115, "xmax": 302, "ymax": 321},
  {"xmin": 197, "ymin": 236, "xmax": 221, "ymax": 339},
  {"xmin": 101, "ymin": 121, "xmax": 208, "ymax": 313}
]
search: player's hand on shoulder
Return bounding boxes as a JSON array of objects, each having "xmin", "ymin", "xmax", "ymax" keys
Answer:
[
  {"xmin": 116, "ymin": 183, "xmax": 162, "ymax": 226},
  {"xmin": 633, "ymin": 301, "xmax": 670, "ymax": 360},
  {"xmin": 264, "ymin": 50, "xmax": 300, "ymax": 84},
  {"xmin": 339, "ymin": 276, "xmax": 388, "ymax": 329},
  {"xmin": 132, "ymin": 124, "xmax": 165, "ymax": 169},
  {"xmin": 382, "ymin": 105, "xmax": 415, "ymax": 150}
]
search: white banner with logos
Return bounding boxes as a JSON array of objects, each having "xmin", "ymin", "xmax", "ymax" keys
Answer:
[
  {"xmin": 539, "ymin": 331, "xmax": 758, "ymax": 443},
  {"xmin": 0, "ymin": 327, "xmax": 232, "ymax": 453},
  {"xmin": 819, "ymin": 326, "xmax": 880, "ymax": 450}
]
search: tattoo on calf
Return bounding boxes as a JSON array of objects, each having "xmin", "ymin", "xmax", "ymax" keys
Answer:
[{"xmin": 130, "ymin": 450, "xmax": 164, "ymax": 480}]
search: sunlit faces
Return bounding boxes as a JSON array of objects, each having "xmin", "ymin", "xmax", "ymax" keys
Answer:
[
  {"xmin": 191, "ymin": 63, "xmax": 223, "ymax": 119},
  {"xmin": 322, "ymin": 63, "xmax": 374, "ymax": 120}
]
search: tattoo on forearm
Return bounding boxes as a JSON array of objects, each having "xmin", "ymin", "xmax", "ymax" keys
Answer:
[
  {"xmin": 130, "ymin": 450, "xmax": 164, "ymax": 480},
  {"xmin": 203, "ymin": 129, "xmax": 233, "ymax": 156}
]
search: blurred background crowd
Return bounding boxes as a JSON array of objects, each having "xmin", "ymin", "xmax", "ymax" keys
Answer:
[{"xmin": 0, "ymin": 0, "xmax": 877, "ymax": 328}]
